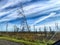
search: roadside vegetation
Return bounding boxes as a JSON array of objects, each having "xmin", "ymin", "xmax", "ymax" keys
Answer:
[
  {"xmin": 0, "ymin": 23, "xmax": 59, "ymax": 45},
  {"xmin": 0, "ymin": 34, "xmax": 55, "ymax": 45}
]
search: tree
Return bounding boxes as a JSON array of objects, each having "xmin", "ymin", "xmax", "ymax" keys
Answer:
[
  {"xmin": 39, "ymin": 27, "xmax": 42, "ymax": 35},
  {"xmin": 28, "ymin": 25, "xmax": 31, "ymax": 32},
  {"xmin": 6, "ymin": 22, "xmax": 8, "ymax": 33},
  {"xmin": 49, "ymin": 26, "xmax": 52, "ymax": 33},
  {"xmin": 49, "ymin": 26, "xmax": 53, "ymax": 39},
  {"xmin": 55, "ymin": 23, "xmax": 59, "ymax": 31},
  {"xmin": 44, "ymin": 26, "xmax": 47, "ymax": 38},
  {"xmin": 33, "ymin": 25, "xmax": 36, "ymax": 32},
  {"xmin": 35, "ymin": 28, "xmax": 37, "ymax": 33},
  {"xmin": 39, "ymin": 27, "xmax": 41, "ymax": 32},
  {"xmin": 14, "ymin": 25, "xmax": 19, "ymax": 32}
]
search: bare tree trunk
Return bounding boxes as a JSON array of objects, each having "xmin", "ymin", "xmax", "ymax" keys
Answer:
[
  {"xmin": 6, "ymin": 22, "xmax": 8, "ymax": 34},
  {"xmin": 44, "ymin": 26, "xmax": 47, "ymax": 38}
]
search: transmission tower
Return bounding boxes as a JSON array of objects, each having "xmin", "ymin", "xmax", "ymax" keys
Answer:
[{"xmin": 17, "ymin": 2, "xmax": 29, "ymax": 32}]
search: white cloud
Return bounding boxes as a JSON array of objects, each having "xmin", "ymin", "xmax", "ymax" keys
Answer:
[
  {"xmin": 23, "ymin": 0, "xmax": 60, "ymax": 17},
  {"xmin": 31, "ymin": 20, "xmax": 60, "ymax": 31},
  {"xmin": 19, "ymin": 0, "xmax": 32, "ymax": 2},
  {"xmin": 0, "ymin": 0, "xmax": 31, "ymax": 10},
  {"xmin": 0, "ymin": 11, "xmax": 23, "ymax": 22},
  {"xmin": 32, "ymin": 12, "xmax": 56, "ymax": 25},
  {"xmin": 0, "ymin": 8, "xmax": 17, "ymax": 17},
  {"xmin": 0, "ymin": 0, "xmax": 60, "ymax": 23}
]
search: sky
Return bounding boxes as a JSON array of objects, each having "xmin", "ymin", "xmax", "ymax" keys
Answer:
[{"xmin": 0, "ymin": 0, "xmax": 60, "ymax": 31}]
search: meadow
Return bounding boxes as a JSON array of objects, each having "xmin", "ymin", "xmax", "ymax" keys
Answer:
[{"xmin": 0, "ymin": 32, "xmax": 58, "ymax": 45}]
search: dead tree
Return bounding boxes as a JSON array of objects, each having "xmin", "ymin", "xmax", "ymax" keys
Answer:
[
  {"xmin": 49, "ymin": 26, "xmax": 51, "ymax": 33},
  {"xmin": 35, "ymin": 28, "xmax": 37, "ymax": 33},
  {"xmin": 49, "ymin": 26, "xmax": 53, "ymax": 39},
  {"xmin": 44, "ymin": 26, "xmax": 47, "ymax": 38},
  {"xmin": 33, "ymin": 25, "xmax": 36, "ymax": 32},
  {"xmin": 49, "ymin": 26, "xmax": 52, "ymax": 35},
  {"xmin": 39, "ymin": 27, "xmax": 41, "ymax": 32},
  {"xmin": 6, "ymin": 22, "xmax": 8, "ymax": 34},
  {"xmin": 39, "ymin": 27, "xmax": 42, "ymax": 35},
  {"xmin": 55, "ymin": 23, "xmax": 59, "ymax": 31},
  {"xmin": 14, "ymin": 25, "xmax": 19, "ymax": 32},
  {"xmin": 28, "ymin": 25, "xmax": 31, "ymax": 32}
]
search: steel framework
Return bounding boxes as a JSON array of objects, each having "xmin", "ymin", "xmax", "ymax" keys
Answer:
[{"xmin": 17, "ymin": 2, "xmax": 29, "ymax": 32}]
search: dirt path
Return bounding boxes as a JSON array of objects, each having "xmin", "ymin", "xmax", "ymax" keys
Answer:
[{"xmin": 0, "ymin": 40, "xmax": 24, "ymax": 45}]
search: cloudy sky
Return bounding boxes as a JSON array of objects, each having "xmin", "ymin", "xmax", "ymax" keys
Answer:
[{"xmin": 0, "ymin": 0, "xmax": 60, "ymax": 31}]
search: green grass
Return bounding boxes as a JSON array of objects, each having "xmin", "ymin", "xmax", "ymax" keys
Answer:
[
  {"xmin": 0, "ymin": 36, "xmax": 54, "ymax": 45},
  {"xmin": 0, "ymin": 37, "xmax": 40, "ymax": 45}
]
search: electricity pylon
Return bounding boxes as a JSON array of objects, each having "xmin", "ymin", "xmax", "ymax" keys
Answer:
[{"xmin": 17, "ymin": 2, "xmax": 29, "ymax": 32}]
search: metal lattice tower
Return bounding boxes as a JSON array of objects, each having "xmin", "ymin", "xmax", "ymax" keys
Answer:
[{"xmin": 17, "ymin": 2, "xmax": 29, "ymax": 32}]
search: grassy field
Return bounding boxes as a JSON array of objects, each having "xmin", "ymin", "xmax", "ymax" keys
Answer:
[
  {"xmin": 0, "ymin": 32, "xmax": 56, "ymax": 45},
  {"xmin": 0, "ymin": 36, "xmax": 55, "ymax": 45}
]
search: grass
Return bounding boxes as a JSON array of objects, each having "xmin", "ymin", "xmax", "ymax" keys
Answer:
[
  {"xmin": 0, "ymin": 33, "xmax": 55, "ymax": 45},
  {"xmin": 0, "ymin": 36, "xmax": 40, "ymax": 45},
  {"xmin": 0, "ymin": 36, "xmax": 55, "ymax": 45}
]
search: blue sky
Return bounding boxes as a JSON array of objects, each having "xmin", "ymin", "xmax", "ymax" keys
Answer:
[{"xmin": 0, "ymin": 0, "xmax": 60, "ymax": 31}]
